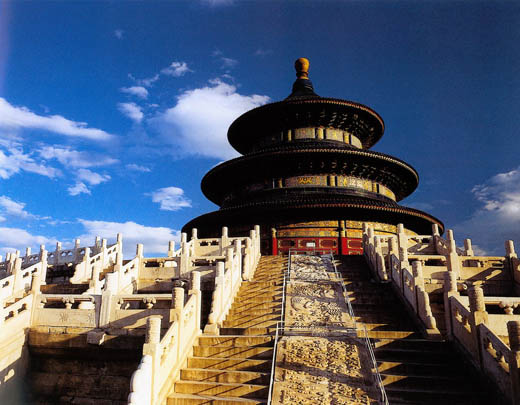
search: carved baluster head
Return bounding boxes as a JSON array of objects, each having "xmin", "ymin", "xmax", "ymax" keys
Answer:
[
  {"xmin": 444, "ymin": 271, "xmax": 458, "ymax": 293},
  {"xmin": 508, "ymin": 321, "xmax": 520, "ymax": 352},
  {"xmin": 145, "ymin": 315, "xmax": 162, "ymax": 344},
  {"xmin": 468, "ymin": 284, "xmax": 486, "ymax": 313}
]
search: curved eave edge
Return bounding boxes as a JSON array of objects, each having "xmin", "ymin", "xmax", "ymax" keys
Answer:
[
  {"xmin": 182, "ymin": 203, "xmax": 444, "ymax": 235},
  {"xmin": 201, "ymin": 147, "xmax": 419, "ymax": 203}
]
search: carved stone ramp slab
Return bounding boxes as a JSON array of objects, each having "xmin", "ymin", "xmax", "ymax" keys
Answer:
[{"xmin": 271, "ymin": 255, "xmax": 379, "ymax": 404}]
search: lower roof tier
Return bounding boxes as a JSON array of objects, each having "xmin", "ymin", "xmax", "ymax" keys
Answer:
[
  {"xmin": 182, "ymin": 196, "xmax": 444, "ymax": 236},
  {"xmin": 201, "ymin": 144, "xmax": 419, "ymax": 205}
]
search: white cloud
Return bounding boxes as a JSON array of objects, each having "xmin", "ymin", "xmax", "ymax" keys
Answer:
[
  {"xmin": 68, "ymin": 182, "xmax": 91, "ymax": 196},
  {"xmin": 255, "ymin": 48, "xmax": 272, "ymax": 57},
  {"xmin": 118, "ymin": 102, "xmax": 144, "ymax": 123},
  {"xmin": 151, "ymin": 79, "xmax": 269, "ymax": 159},
  {"xmin": 0, "ymin": 97, "xmax": 113, "ymax": 140},
  {"xmin": 126, "ymin": 163, "xmax": 151, "ymax": 172},
  {"xmin": 76, "ymin": 168, "xmax": 110, "ymax": 185},
  {"xmin": 454, "ymin": 167, "xmax": 520, "ymax": 254},
  {"xmin": 120, "ymin": 86, "xmax": 149, "ymax": 99},
  {"xmin": 114, "ymin": 29, "xmax": 124, "ymax": 39},
  {"xmin": 202, "ymin": 0, "xmax": 234, "ymax": 6},
  {"xmin": 220, "ymin": 57, "xmax": 238, "ymax": 69},
  {"xmin": 161, "ymin": 61, "xmax": 192, "ymax": 77},
  {"xmin": 0, "ymin": 196, "xmax": 34, "ymax": 219},
  {"xmin": 0, "ymin": 147, "xmax": 61, "ymax": 179},
  {"xmin": 38, "ymin": 146, "xmax": 118, "ymax": 168},
  {"xmin": 0, "ymin": 227, "xmax": 55, "ymax": 257},
  {"xmin": 149, "ymin": 187, "xmax": 191, "ymax": 211},
  {"xmin": 130, "ymin": 73, "xmax": 160, "ymax": 88},
  {"xmin": 78, "ymin": 219, "xmax": 180, "ymax": 257}
]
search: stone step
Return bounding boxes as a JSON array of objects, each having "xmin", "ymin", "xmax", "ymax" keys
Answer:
[
  {"xmin": 187, "ymin": 357, "xmax": 271, "ymax": 372},
  {"xmin": 241, "ymin": 280, "xmax": 283, "ymax": 286},
  {"xmin": 235, "ymin": 290, "xmax": 282, "ymax": 298},
  {"xmin": 198, "ymin": 336, "xmax": 274, "ymax": 348},
  {"xmin": 228, "ymin": 303, "xmax": 281, "ymax": 313},
  {"xmin": 377, "ymin": 361, "xmax": 463, "ymax": 378},
  {"xmin": 167, "ymin": 393, "xmax": 266, "ymax": 404},
  {"xmin": 40, "ymin": 283, "xmax": 90, "ymax": 295},
  {"xmin": 174, "ymin": 381, "xmax": 269, "ymax": 398},
  {"xmin": 359, "ymin": 322, "xmax": 416, "ymax": 332},
  {"xmin": 384, "ymin": 385, "xmax": 493, "ymax": 404},
  {"xmin": 381, "ymin": 372, "xmax": 469, "ymax": 385},
  {"xmin": 230, "ymin": 296, "xmax": 282, "ymax": 304},
  {"xmin": 226, "ymin": 312, "xmax": 281, "ymax": 323},
  {"xmin": 193, "ymin": 346, "xmax": 274, "ymax": 359},
  {"xmin": 220, "ymin": 328, "xmax": 277, "ymax": 336},
  {"xmin": 373, "ymin": 347, "xmax": 456, "ymax": 364},
  {"xmin": 361, "ymin": 330, "xmax": 419, "ymax": 339},
  {"xmin": 370, "ymin": 338, "xmax": 449, "ymax": 352},
  {"xmin": 223, "ymin": 318, "xmax": 280, "ymax": 329},
  {"xmin": 223, "ymin": 320, "xmax": 279, "ymax": 329},
  {"xmin": 228, "ymin": 309, "xmax": 281, "ymax": 318},
  {"xmin": 181, "ymin": 368, "xmax": 270, "ymax": 385}
]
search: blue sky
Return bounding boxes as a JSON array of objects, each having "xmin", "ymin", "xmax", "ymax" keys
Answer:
[{"xmin": 0, "ymin": 0, "xmax": 519, "ymax": 256}]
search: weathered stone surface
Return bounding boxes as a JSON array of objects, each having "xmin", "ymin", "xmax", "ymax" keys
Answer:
[
  {"xmin": 272, "ymin": 255, "xmax": 377, "ymax": 404},
  {"xmin": 273, "ymin": 336, "xmax": 374, "ymax": 405}
]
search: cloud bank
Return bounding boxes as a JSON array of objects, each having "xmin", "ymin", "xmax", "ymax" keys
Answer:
[
  {"xmin": 152, "ymin": 79, "xmax": 269, "ymax": 159},
  {"xmin": 0, "ymin": 97, "xmax": 113, "ymax": 140},
  {"xmin": 454, "ymin": 166, "xmax": 520, "ymax": 254}
]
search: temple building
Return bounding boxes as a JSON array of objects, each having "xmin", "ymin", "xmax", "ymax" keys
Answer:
[
  {"xmin": 1, "ymin": 58, "xmax": 519, "ymax": 405},
  {"xmin": 183, "ymin": 58, "xmax": 444, "ymax": 255}
]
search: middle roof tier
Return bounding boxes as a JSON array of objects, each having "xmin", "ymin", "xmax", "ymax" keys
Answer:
[{"xmin": 202, "ymin": 143, "xmax": 419, "ymax": 206}]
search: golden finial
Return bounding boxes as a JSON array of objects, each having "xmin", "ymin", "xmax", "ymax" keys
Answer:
[{"xmin": 294, "ymin": 57, "xmax": 310, "ymax": 79}]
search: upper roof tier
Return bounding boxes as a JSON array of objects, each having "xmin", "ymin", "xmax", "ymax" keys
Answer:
[{"xmin": 228, "ymin": 58, "xmax": 385, "ymax": 155}]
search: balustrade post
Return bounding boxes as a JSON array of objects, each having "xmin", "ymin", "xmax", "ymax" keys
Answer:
[
  {"xmin": 464, "ymin": 239, "xmax": 474, "ymax": 256},
  {"xmin": 13, "ymin": 257, "xmax": 23, "ymax": 293},
  {"xmin": 173, "ymin": 287, "xmax": 184, "ymax": 319},
  {"xmin": 146, "ymin": 315, "xmax": 163, "ymax": 344},
  {"xmin": 105, "ymin": 272, "xmax": 118, "ymax": 293},
  {"xmin": 30, "ymin": 272, "xmax": 41, "ymax": 295},
  {"xmin": 190, "ymin": 271, "xmax": 201, "ymax": 330},
  {"xmin": 234, "ymin": 239, "xmax": 242, "ymax": 286},
  {"xmin": 507, "ymin": 321, "xmax": 520, "ymax": 404},
  {"xmin": 468, "ymin": 283, "xmax": 488, "ymax": 364},
  {"xmin": 25, "ymin": 246, "xmax": 31, "ymax": 259},
  {"xmin": 221, "ymin": 227, "xmax": 229, "ymax": 254},
  {"xmin": 167, "ymin": 241, "xmax": 176, "ymax": 257},
  {"xmin": 73, "ymin": 239, "xmax": 81, "ymax": 262},
  {"xmin": 39, "ymin": 245, "xmax": 48, "ymax": 285},
  {"xmin": 446, "ymin": 232, "xmax": 461, "ymax": 277},
  {"xmin": 55, "ymin": 242, "xmax": 61, "ymax": 266},
  {"xmin": 397, "ymin": 223, "xmax": 407, "ymax": 252},
  {"xmin": 217, "ymin": 261, "xmax": 225, "ymax": 321},
  {"xmin": 243, "ymin": 238, "xmax": 253, "ymax": 280},
  {"xmin": 432, "ymin": 224, "xmax": 440, "ymax": 237},
  {"xmin": 444, "ymin": 271, "xmax": 459, "ymax": 339},
  {"xmin": 374, "ymin": 238, "xmax": 387, "ymax": 281}
]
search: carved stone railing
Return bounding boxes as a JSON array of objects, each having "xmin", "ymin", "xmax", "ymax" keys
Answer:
[
  {"xmin": 70, "ymin": 239, "xmax": 121, "ymax": 285},
  {"xmin": 444, "ymin": 280, "xmax": 520, "ymax": 403},
  {"xmin": 136, "ymin": 226, "xmax": 261, "ymax": 284},
  {"xmin": 205, "ymin": 240, "xmax": 244, "ymax": 334},
  {"xmin": 364, "ymin": 225, "xmax": 440, "ymax": 335},
  {"xmin": 129, "ymin": 271, "xmax": 202, "ymax": 405}
]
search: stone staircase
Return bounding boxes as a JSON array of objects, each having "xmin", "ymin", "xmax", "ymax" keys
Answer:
[
  {"xmin": 168, "ymin": 256, "xmax": 286, "ymax": 404},
  {"xmin": 337, "ymin": 256, "xmax": 501, "ymax": 405}
]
